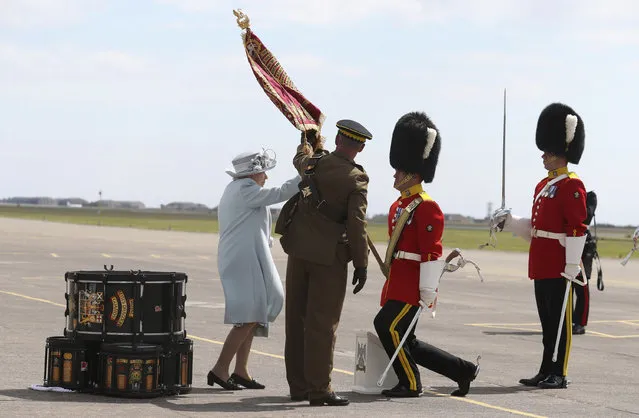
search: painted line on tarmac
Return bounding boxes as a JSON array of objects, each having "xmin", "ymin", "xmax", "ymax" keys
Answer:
[
  {"xmin": 580, "ymin": 330, "xmax": 639, "ymax": 339},
  {"xmin": 0, "ymin": 290, "xmax": 65, "ymax": 308},
  {"xmin": 101, "ymin": 253, "xmax": 112, "ymax": 258},
  {"xmin": 170, "ymin": 335, "xmax": 548, "ymax": 417},
  {"xmin": 50, "ymin": 253, "xmax": 59, "ymax": 258},
  {"xmin": 467, "ymin": 321, "xmax": 639, "ymax": 339},
  {"xmin": 2, "ymin": 290, "xmax": 548, "ymax": 418},
  {"xmin": 189, "ymin": 335, "xmax": 353, "ymax": 373},
  {"xmin": 466, "ymin": 324, "xmax": 541, "ymax": 333},
  {"xmin": 422, "ymin": 389, "xmax": 546, "ymax": 418}
]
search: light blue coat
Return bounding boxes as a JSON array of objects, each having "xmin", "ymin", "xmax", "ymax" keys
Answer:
[{"xmin": 217, "ymin": 175, "xmax": 300, "ymax": 332}]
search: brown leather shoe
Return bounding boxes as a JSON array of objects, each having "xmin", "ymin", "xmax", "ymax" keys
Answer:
[{"xmin": 309, "ymin": 392, "xmax": 349, "ymax": 406}]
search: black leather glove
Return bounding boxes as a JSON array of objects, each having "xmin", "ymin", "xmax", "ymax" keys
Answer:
[{"xmin": 352, "ymin": 267, "xmax": 367, "ymax": 294}]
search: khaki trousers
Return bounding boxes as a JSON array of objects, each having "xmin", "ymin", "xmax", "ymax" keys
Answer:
[{"xmin": 284, "ymin": 255, "xmax": 347, "ymax": 398}]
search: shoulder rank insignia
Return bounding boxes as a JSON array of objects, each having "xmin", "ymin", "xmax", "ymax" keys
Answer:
[
  {"xmin": 426, "ymin": 225, "xmax": 433, "ymax": 232},
  {"xmin": 574, "ymin": 191, "xmax": 580, "ymax": 198}
]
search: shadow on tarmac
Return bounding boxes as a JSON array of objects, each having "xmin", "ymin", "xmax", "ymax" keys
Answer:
[
  {"xmin": 483, "ymin": 331, "xmax": 542, "ymax": 336},
  {"xmin": 0, "ymin": 388, "xmax": 393, "ymax": 413},
  {"xmin": 428, "ymin": 385, "xmax": 538, "ymax": 395}
]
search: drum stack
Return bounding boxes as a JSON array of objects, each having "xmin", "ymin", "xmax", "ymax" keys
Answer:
[{"xmin": 42, "ymin": 267, "xmax": 194, "ymax": 398}]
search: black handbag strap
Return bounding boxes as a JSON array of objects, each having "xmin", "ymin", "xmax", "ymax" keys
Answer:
[{"xmin": 299, "ymin": 154, "xmax": 345, "ymax": 223}]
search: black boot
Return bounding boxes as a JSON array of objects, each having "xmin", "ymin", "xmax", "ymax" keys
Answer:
[
  {"xmin": 519, "ymin": 372, "xmax": 547, "ymax": 387},
  {"xmin": 538, "ymin": 374, "xmax": 567, "ymax": 389},
  {"xmin": 573, "ymin": 324, "xmax": 586, "ymax": 335},
  {"xmin": 451, "ymin": 362, "xmax": 480, "ymax": 397},
  {"xmin": 381, "ymin": 383, "xmax": 422, "ymax": 398}
]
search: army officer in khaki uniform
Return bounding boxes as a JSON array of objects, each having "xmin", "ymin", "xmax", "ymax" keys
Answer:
[{"xmin": 276, "ymin": 120, "xmax": 372, "ymax": 406}]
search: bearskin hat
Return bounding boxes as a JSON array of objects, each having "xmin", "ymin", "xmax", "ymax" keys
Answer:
[
  {"xmin": 535, "ymin": 102, "xmax": 585, "ymax": 164},
  {"xmin": 389, "ymin": 111, "xmax": 441, "ymax": 183}
]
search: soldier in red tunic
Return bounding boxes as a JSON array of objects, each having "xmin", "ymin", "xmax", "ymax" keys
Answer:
[
  {"xmin": 493, "ymin": 102, "xmax": 587, "ymax": 389},
  {"xmin": 373, "ymin": 111, "xmax": 479, "ymax": 398}
]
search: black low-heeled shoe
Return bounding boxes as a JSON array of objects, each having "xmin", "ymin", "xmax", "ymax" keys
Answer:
[
  {"xmin": 230, "ymin": 373, "xmax": 265, "ymax": 389},
  {"xmin": 207, "ymin": 370, "xmax": 242, "ymax": 390}
]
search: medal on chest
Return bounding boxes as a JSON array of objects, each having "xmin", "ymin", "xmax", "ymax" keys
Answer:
[{"xmin": 391, "ymin": 207, "xmax": 415, "ymax": 230}]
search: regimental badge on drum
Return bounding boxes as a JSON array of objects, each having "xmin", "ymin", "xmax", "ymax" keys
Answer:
[
  {"xmin": 79, "ymin": 290, "xmax": 104, "ymax": 324},
  {"xmin": 355, "ymin": 342, "xmax": 366, "ymax": 372}
]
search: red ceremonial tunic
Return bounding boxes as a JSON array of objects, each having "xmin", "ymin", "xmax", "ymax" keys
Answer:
[
  {"xmin": 381, "ymin": 184, "xmax": 444, "ymax": 306},
  {"xmin": 528, "ymin": 167, "xmax": 587, "ymax": 280}
]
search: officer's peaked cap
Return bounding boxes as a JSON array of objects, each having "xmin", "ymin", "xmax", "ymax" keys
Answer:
[
  {"xmin": 336, "ymin": 119, "xmax": 372, "ymax": 143},
  {"xmin": 389, "ymin": 111, "xmax": 441, "ymax": 183},
  {"xmin": 536, "ymin": 102, "xmax": 585, "ymax": 164}
]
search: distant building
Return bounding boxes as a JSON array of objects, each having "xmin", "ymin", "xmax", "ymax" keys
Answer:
[
  {"xmin": 161, "ymin": 202, "xmax": 210, "ymax": 212},
  {"xmin": 90, "ymin": 200, "xmax": 146, "ymax": 209}
]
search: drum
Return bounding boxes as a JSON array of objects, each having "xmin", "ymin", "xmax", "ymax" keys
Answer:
[
  {"xmin": 43, "ymin": 336, "xmax": 95, "ymax": 392},
  {"xmin": 159, "ymin": 339, "xmax": 193, "ymax": 394},
  {"xmin": 98, "ymin": 342, "xmax": 163, "ymax": 398},
  {"xmin": 64, "ymin": 270, "xmax": 187, "ymax": 343}
]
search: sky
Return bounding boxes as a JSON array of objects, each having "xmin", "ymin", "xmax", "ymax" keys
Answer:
[{"xmin": 1, "ymin": 0, "xmax": 638, "ymax": 226}]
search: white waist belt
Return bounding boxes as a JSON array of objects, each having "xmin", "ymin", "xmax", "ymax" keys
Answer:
[
  {"xmin": 531, "ymin": 228, "xmax": 566, "ymax": 246},
  {"xmin": 394, "ymin": 250, "xmax": 421, "ymax": 262}
]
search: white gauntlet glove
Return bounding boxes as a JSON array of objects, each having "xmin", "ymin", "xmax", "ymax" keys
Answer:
[
  {"xmin": 562, "ymin": 235, "xmax": 587, "ymax": 282},
  {"xmin": 491, "ymin": 208, "xmax": 531, "ymax": 241},
  {"xmin": 419, "ymin": 260, "xmax": 446, "ymax": 317}
]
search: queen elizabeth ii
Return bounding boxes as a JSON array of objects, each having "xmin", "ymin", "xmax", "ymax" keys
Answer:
[{"xmin": 209, "ymin": 148, "xmax": 300, "ymax": 390}]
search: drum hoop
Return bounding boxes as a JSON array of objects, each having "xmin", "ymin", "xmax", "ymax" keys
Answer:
[
  {"xmin": 100, "ymin": 344, "xmax": 162, "ymax": 354},
  {"xmin": 46, "ymin": 337, "xmax": 86, "ymax": 349},
  {"xmin": 69, "ymin": 280, "xmax": 185, "ymax": 284},
  {"xmin": 73, "ymin": 330, "xmax": 183, "ymax": 336}
]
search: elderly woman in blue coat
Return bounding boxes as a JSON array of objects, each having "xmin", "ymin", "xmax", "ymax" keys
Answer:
[{"xmin": 208, "ymin": 149, "xmax": 301, "ymax": 390}]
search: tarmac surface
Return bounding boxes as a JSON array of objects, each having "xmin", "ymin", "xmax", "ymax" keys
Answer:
[{"xmin": 0, "ymin": 217, "xmax": 638, "ymax": 417}]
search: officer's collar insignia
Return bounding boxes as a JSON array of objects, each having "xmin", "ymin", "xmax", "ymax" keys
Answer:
[
  {"xmin": 400, "ymin": 183, "xmax": 424, "ymax": 198},
  {"xmin": 301, "ymin": 186, "xmax": 312, "ymax": 198},
  {"xmin": 548, "ymin": 166, "xmax": 569, "ymax": 179}
]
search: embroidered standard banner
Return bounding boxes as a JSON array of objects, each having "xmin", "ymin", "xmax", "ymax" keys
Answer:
[{"xmin": 234, "ymin": 10, "xmax": 325, "ymax": 133}]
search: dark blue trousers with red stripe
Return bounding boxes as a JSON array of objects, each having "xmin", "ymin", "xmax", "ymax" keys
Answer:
[{"xmin": 373, "ymin": 299, "xmax": 476, "ymax": 391}]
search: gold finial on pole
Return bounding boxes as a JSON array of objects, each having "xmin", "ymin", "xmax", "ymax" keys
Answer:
[{"xmin": 233, "ymin": 9, "xmax": 250, "ymax": 30}]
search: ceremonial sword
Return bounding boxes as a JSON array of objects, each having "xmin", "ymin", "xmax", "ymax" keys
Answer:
[
  {"xmin": 481, "ymin": 88, "xmax": 508, "ymax": 249},
  {"xmin": 620, "ymin": 227, "xmax": 639, "ymax": 266}
]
